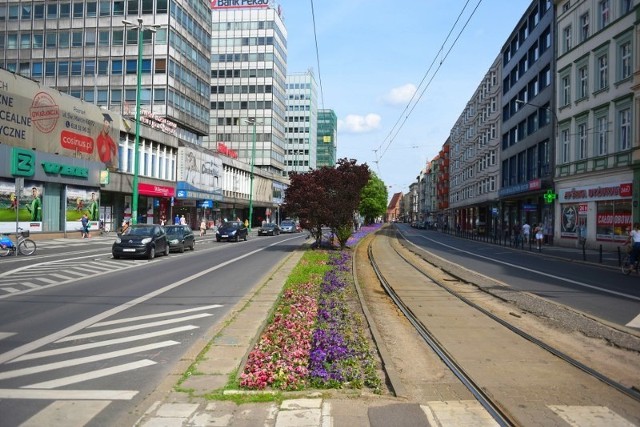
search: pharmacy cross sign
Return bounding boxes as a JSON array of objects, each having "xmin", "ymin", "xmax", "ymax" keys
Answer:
[{"xmin": 544, "ymin": 189, "xmax": 557, "ymax": 204}]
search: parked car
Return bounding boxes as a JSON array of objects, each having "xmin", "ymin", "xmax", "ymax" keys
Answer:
[
  {"xmin": 280, "ymin": 220, "xmax": 300, "ymax": 233},
  {"xmin": 165, "ymin": 225, "xmax": 195, "ymax": 253},
  {"xmin": 216, "ymin": 221, "xmax": 248, "ymax": 242},
  {"xmin": 112, "ymin": 224, "xmax": 169, "ymax": 259},
  {"xmin": 258, "ymin": 222, "xmax": 280, "ymax": 236}
]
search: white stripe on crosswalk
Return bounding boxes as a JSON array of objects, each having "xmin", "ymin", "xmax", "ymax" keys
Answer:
[
  {"xmin": 626, "ymin": 313, "xmax": 640, "ymax": 328},
  {"xmin": 57, "ymin": 313, "xmax": 213, "ymax": 342},
  {"xmin": 33, "ymin": 277, "xmax": 57, "ymax": 284},
  {"xmin": 12, "ymin": 325, "xmax": 199, "ymax": 362},
  {"xmin": 18, "ymin": 400, "xmax": 112, "ymax": 427},
  {"xmin": 1, "ymin": 287, "xmax": 20, "ymax": 293},
  {"xmin": 0, "ymin": 389, "xmax": 137, "ymax": 400},
  {"xmin": 23, "ymin": 359, "xmax": 156, "ymax": 389},
  {"xmin": 49, "ymin": 273, "xmax": 75, "ymax": 281},
  {"xmin": 0, "ymin": 341, "xmax": 179, "ymax": 380},
  {"xmin": 0, "ymin": 332, "xmax": 16, "ymax": 341},
  {"xmin": 92, "ymin": 304, "xmax": 223, "ymax": 327}
]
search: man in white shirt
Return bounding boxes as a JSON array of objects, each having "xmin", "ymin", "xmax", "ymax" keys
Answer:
[{"xmin": 522, "ymin": 222, "xmax": 531, "ymax": 245}]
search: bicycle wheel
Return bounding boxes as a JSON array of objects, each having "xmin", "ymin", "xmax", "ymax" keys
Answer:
[
  {"xmin": 0, "ymin": 245, "xmax": 12, "ymax": 257},
  {"xmin": 622, "ymin": 254, "xmax": 633, "ymax": 275},
  {"xmin": 18, "ymin": 239, "xmax": 37, "ymax": 256}
]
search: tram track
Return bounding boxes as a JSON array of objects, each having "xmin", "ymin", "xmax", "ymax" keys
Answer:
[{"xmin": 364, "ymin": 228, "xmax": 640, "ymax": 426}]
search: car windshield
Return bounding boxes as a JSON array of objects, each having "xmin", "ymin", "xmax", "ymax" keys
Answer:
[
  {"xmin": 281, "ymin": 221, "xmax": 294, "ymax": 227},
  {"xmin": 222, "ymin": 222, "xmax": 240, "ymax": 229},
  {"xmin": 165, "ymin": 226, "xmax": 185, "ymax": 237},
  {"xmin": 124, "ymin": 226, "xmax": 153, "ymax": 236},
  {"xmin": 263, "ymin": 223, "xmax": 276, "ymax": 228}
]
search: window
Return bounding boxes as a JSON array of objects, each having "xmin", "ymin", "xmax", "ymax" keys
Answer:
[
  {"xmin": 562, "ymin": 75, "xmax": 571, "ymax": 106},
  {"xmin": 59, "ymin": 3, "xmax": 70, "ymax": 18},
  {"xmin": 58, "ymin": 61, "xmax": 69, "ymax": 76},
  {"xmin": 578, "ymin": 66, "xmax": 588, "ymax": 99},
  {"xmin": 45, "ymin": 61, "xmax": 55, "ymax": 76},
  {"xmin": 580, "ymin": 12, "xmax": 589, "ymax": 42},
  {"xmin": 619, "ymin": 108, "xmax": 631, "ymax": 150},
  {"xmin": 577, "ymin": 122, "xmax": 587, "ymax": 160},
  {"xmin": 112, "ymin": 59, "xmax": 123, "ymax": 74},
  {"xmin": 32, "ymin": 62, "xmax": 43, "ymax": 78},
  {"xmin": 86, "ymin": 1, "xmax": 97, "ymax": 17},
  {"xmin": 46, "ymin": 33, "xmax": 56, "ymax": 48},
  {"xmin": 20, "ymin": 34, "xmax": 30, "ymax": 49},
  {"xmin": 597, "ymin": 53, "xmax": 608, "ymax": 90},
  {"xmin": 562, "ymin": 129, "xmax": 570, "ymax": 163},
  {"xmin": 98, "ymin": 30, "xmax": 109, "ymax": 46},
  {"xmin": 99, "ymin": 0, "xmax": 110, "ymax": 16},
  {"xmin": 73, "ymin": 2, "xmax": 83, "ymax": 18},
  {"xmin": 72, "ymin": 30, "xmax": 83, "ymax": 47},
  {"xmin": 98, "ymin": 60, "xmax": 108, "ymax": 75},
  {"xmin": 71, "ymin": 60, "xmax": 82, "ymax": 75},
  {"xmin": 47, "ymin": 4, "xmax": 57, "ymax": 18},
  {"xmin": 33, "ymin": 33, "xmax": 43, "ymax": 48},
  {"xmin": 619, "ymin": 41, "xmax": 631, "ymax": 80},
  {"xmin": 85, "ymin": 60, "xmax": 95, "ymax": 76},
  {"xmin": 563, "ymin": 25, "xmax": 572, "ymax": 53},
  {"xmin": 58, "ymin": 32, "xmax": 70, "ymax": 49},
  {"xmin": 621, "ymin": 0, "xmax": 632, "ymax": 14},
  {"xmin": 599, "ymin": 0, "xmax": 609, "ymax": 29},
  {"xmin": 596, "ymin": 115, "xmax": 608, "ymax": 155}
]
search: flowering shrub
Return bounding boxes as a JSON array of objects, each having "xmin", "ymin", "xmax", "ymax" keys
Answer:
[
  {"xmin": 240, "ymin": 225, "xmax": 381, "ymax": 392},
  {"xmin": 346, "ymin": 223, "xmax": 383, "ymax": 247}
]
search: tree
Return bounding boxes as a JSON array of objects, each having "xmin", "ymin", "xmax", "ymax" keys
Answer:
[
  {"xmin": 359, "ymin": 173, "xmax": 387, "ymax": 224},
  {"xmin": 283, "ymin": 159, "xmax": 370, "ymax": 249}
]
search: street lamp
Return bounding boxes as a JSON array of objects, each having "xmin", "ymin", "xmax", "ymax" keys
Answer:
[
  {"xmin": 245, "ymin": 118, "xmax": 262, "ymax": 231},
  {"xmin": 122, "ymin": 18, "xmax": 158, "ymax": 225}
]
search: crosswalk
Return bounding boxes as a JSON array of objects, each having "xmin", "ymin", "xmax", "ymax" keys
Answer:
[
  {"xmin": 0, "ymin": 304, "xmax": 223, "ymax": 424},
  {"xmin": 0, "ymin": 256, "xmax": 146, "ymax": 296}
]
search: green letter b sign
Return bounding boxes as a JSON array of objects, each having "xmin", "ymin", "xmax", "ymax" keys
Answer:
[{"xmin": 11, "ymin": 148, "xmax": 35, "ymax": 177}]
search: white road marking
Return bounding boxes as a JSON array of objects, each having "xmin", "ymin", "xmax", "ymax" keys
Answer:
[
  {"xmin": 626, "ymin": 313, "xmax": 640, "ymax": 328},
  {"xmin": 548, "ymin": 405, "xmax": 636, "ymax": 426},
  {"xmin": 32, "ymin": 277, "xmax": 57, "ymax": 284},
  {"xmin": 1, "ymin": 287, "xmax": 20, "ymax": 293},
  {"xmin": 0, "ymin": 237, "xmax": 298, "ymax": 364},
  {"xmin": 49, "ymin": 273, "xmax": 74, "ymax": 281},
  {"xmin": 22, "ymin": 359, "xmax": 156, "ymax": 389},
  {"xmin": 19, "ymin": 400, "xmax": 112, "ymax": 427},
  {"xmin": 0, "ymin": 389, "xmax": 137, "ymax": 400},
  {"xmin": 0, "ymin": 332, "xmax": 16, "ymax": 341},
  {"xmin": 56, "ymin": 313, "xmax": 213, "ymax": 342},
  {"xmin": 92, "ymin": 304, "xmax": 223, "ymax": 327},
  {"xmin": 422, "ymin": 400, "xmax": 498, "ymax": 427},
  {"xmin": 12, "ymin": 325, "xmax": 199, "ymax": 362},
  {"xmin": 0, "ymin": 341, "xmax": 179, "ymax": 380}
]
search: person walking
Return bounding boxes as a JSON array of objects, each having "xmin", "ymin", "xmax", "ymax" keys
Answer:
[
  {"xmin": 180, "ymin": 215, "xmax": 187, "ymax": 225},
  {"xmin": 200, "ymin": 219, "xmax": 207, "ymax": 236},
  {"xmin": 174, "ymin": 214, "xmax": 180, "ymax": 225},
  {"xmin": 81, "ymin": 213, "xmax": 90, "ymax": 239},
  {"xmin": 522, "ymin": 221, "xmax": 531, "ymax": 245},
  {"xmin": 535, "ymin": 223, "xmax": 544, "ymax": 250}
]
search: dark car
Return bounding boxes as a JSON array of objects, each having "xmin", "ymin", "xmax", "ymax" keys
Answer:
[
  {"xmin": 280, "ymin": 220, "xmax": 300, "ymax": 233},
  {"xmin": 216, "ymin": 221, "xmax": 248, "ymax": 242},
  {"xmin": 165, "ymin": 225, "xmax": 195, "ymax": 253},
  {"xmin": 258, "ymin": 222, "xmax": 280, "ymax": 236},
  {"xmin": 112, "ymin": 224, "xmax": 169, "ymax": 259}
]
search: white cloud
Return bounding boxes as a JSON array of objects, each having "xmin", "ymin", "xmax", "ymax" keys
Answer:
[
  {"xmin": 338, "ymin": 113, "xmax": 382, "ymax": 134},
  {"xmin": 384, "ymin": 84, "xmax": 417, "ymax": 106}
]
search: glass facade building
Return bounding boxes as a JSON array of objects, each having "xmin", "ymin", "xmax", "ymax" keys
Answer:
[
  {"xmin": 285, "ymin": 70, "xmax": 318, "ymax": 174},
  {"xmin": 316, "ymin": 109, "xmax": 337, "ymax": 168}
]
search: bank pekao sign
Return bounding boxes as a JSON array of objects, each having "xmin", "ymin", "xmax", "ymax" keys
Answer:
[{"xmin": 211, "ymin": 0, "xmax": 269, "ymax": 9}]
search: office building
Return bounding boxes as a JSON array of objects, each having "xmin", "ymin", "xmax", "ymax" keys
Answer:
[
  {"xmin": 317, "ymin": 109, "xmax": 338, "ymax": 168},
  {"xmin": 285, "ymin": 70, "xmax": 318, "ymax": 174}
]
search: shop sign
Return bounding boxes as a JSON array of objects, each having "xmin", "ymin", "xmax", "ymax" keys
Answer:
[
  {"xmin": 578, "ymin": 203, "xmax": 588, "ymax": 215},
  {"xmin": 523, "ymin": 203, "xmax": 537, "ymax": 211},
  {"xmin": 217, "ymin": 142, "xmax": 238, "ymax": 159},
  {"xmin": 11, "ymin": 147, "xmax": 35, "ymax": 177},
  {"xmin": 211, "ymin": 0, "xmax": 269, "ymax": 9},
  {"xmin": 560, "ymin": 183, "xmax": 632, "ymax": 202},
  {"xmin": 138, "ymin": 183, "xmax": 175, "ymax": 197},
  {"xmin": 199, "ymin": 200, "xmax": 213, "ymax": 208},
  {"xmin": 41, "ymin": 161, "xmax": 88, "ymax": 178}
]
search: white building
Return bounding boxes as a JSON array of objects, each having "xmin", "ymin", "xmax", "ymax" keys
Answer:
[{"xmin": 285, "ymin": 70, "xmax": 318, "ymax": 174}]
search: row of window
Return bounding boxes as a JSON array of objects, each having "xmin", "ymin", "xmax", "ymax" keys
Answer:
[
  {"xmin": 211, "ymin": 36, "xmax": 275, "ymax": 48},
  {"xmin": 211, "ymin": 84, "xmax": 273, "ymax": 94},
  {"xmin": 0, "ymin": 1, "xmax": 164, "ymax": 21},
  {"xmin": 210, "ymin": 100, "xmax": 274, "ymax": 110},
  {"xmin": 503, "ymin": 0, "xmax": 551, "ymax": 65},
  {"xmin": 501, "ymin": 142, "xmax": 552, "ymax": 188},
  {"xmin": 211, "ymin": 68, "xmax": 274, "ymax": 79},
  {"xmin": 503, "ymin": 65, "xmax": 552, "ymax": 122},
  {"xmin": 559, "ymin": 104, "xmax": 632, "ymax": 163},
  {"xmin": 559, "ymin": 37, "xmax": 632, "ymax": 107},
  {"xmin": 3, "ymin": 57, "xmax": 162, "ymax": 78},
  {"xmin": 502, "ymin": 106, "xmax": 552, "ymax": 150},
  {"xmin": 503, "ymin": 27, "xmax": 552, "ymax": 94},
  {"xmin": 118, "ymin": 136, "xmax": 176, "ymax": 181},
  {"xmin": 449, "ymin": 176, "xmax": 497, "ymax": 203}
]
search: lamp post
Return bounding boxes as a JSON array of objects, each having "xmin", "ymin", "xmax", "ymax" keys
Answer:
[
  {"xmin": 245, "ymin": 118, "xmax": 262, "ymax": 231},
  {"xmin": 122, "ymin": 18, "xmax": 157, "ymax": 225}
]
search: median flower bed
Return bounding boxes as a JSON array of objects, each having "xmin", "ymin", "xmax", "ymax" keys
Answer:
[{"xmin": 239, "ymin": 228, "xmax": 382, "ymax": 392}]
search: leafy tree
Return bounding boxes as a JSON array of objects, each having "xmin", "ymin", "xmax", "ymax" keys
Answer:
[
  {"xmin": 359, "ymin": 173, "xmax": 387, "ymax": 224},
  {"xmin": 283, "ymin": 159, "xmax": 370, "ymax": 249}
]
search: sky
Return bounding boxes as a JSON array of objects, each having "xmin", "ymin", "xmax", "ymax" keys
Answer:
[{"xmin": 278, "ymin": 0, "xmax": 532, "ymax": 197}]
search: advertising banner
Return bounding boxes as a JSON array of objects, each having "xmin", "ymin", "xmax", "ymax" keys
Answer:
[
  {"xmin": 65, "ymin": 186, "xmax": 99, "ymax": 232},
  {"xmin": 0, "ymin": 69, "xmax": 120, "ymax": 168},
  {"xmin": 0, "ymin": 178, "xmax": 43, "ymax": 233},
  {"xmin": 176, "ymin": 146, "xmax": 222, "ymax": 196}
]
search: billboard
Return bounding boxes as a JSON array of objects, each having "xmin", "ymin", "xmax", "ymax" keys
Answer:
[
  {"xmin": 177, "ymin": 146, "xmax": 222, "ymax": 196},
  {"xmin": 211, "ymin": 0, "xmax": 269, "ymax": 9},
  {"xmin": 0, "ymin": 69, "xmax": 121, "ymax": 168}
]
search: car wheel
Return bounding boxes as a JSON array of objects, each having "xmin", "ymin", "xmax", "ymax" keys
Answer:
[
  {"xmin": 164, "ymin": 244, "xmax": 170, "ymax": 257},
  {"xmin": 148, "ymin": 246, "xmax": 155, "ymax": 260},
  {"xmin": 190, "ymin": 241, "xmax": 195, "ymax": 251},
  {"xmin": 235, "ymin": 234, "xmax": 239, "ymax": 242}
]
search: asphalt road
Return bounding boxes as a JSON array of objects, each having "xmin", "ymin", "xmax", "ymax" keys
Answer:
[
  {"xmin": 395, "ymin": 223, "xmax": 640, "ymax": 331},
  {"xmin": 0, "ymin": 233, "xmax": 307, "ymax": 427}
]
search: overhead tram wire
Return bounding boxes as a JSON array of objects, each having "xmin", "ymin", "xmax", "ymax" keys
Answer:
[
  {"xmin": 377, "ymin": 0, "xmax": 485, "ymax": 163},
  {"xmin": 310, "ymin": 0, "xmax": 325, "ymax": 110},
  {"xmin": 375, "ymin": 0, "xmax": 473, "ymax": 157}
]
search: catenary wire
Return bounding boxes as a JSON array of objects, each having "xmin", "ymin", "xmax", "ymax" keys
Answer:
[{"xmin": 310, "ymin": 0, "xmax": 325, "ymax": 110}]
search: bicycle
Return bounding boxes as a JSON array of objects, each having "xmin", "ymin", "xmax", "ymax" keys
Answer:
[
  {"xmin": 0, "ymin": 228, "xmax": 37, "ymax": 257},
  {"xmin": 621, "ymin": 245, "xmax": 639, "ymax": 275}
]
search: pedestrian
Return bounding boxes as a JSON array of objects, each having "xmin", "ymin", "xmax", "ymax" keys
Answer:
[
  {"xmin": 535, "ymin": 223, "xmax": 544, "ymax": 249},
  {"xmin": 180, "ymin": 215, "xmax": 186, "ymax": 225},
  {"xmin": 121, "ymin": 220, "xmax": 130, "ymax": 234},
  {"xmin": 522, "ymin": 221, "xmax": 531, "ymax": 244},
  {"xmin": 244, "ymin": 218, "xmax": 249, "ymax": 228},
  {"xmin": 200, "ymin": 219, "xmax": 206, "ymax": 236},
  {"xmin": 80, "ymin": 213, "xmax": 90, "ymax": 238},
  {"xmin": 512, "ymin": 222, "xmax": 521, "ymax": 247},
  {"xmin": 160, "ymin": 216, "xmax": 166, "ymax": 226},
  {"xmin": 174, "ymin": 214, "xmax": 180, "ymax": 225},
  {"xmin": 623, "ymin": 223, "xmax": 640, "ymax": 267}
]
